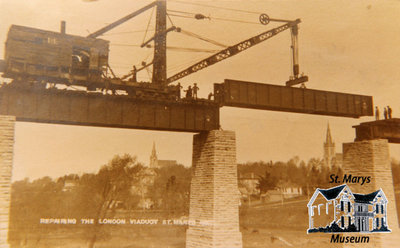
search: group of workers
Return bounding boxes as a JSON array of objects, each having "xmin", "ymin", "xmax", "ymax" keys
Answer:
[
  {"xmin": 184, "ymin": 83, "xmax": 200, "ymax": 99},
  {"xmin": 180, "ymin": 83, "xmax": 214, "ymax": 100},
  {"xmin": 181, "ymin": 83, "xmax": 214, "ymax": 100},
  {"xmin": 375, "ymin": 106, "xmax": 393, "ymax": 120}
]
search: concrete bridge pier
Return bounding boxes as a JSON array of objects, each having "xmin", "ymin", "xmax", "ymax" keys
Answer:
[
  {"xmin": 0, "ymin": 116, "xmax": 15, "ymax": 248},
  {"xmin": 186, "ymin": 130, "xmax": 243, "ymax": 248},
  {"xmin": 343, "ymin": 139, "xmax": 400, "ymax": 247}
]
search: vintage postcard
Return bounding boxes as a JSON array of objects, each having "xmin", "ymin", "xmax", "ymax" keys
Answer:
[{"xmin": 0, "ymin": 0, "xmax": 399, "ymax": 247}]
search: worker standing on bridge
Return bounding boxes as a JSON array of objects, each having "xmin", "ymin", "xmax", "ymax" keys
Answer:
[
  {"xmin": 384, "ymin": 107, "xmax": 388, "ymax": 119},
  {"xmin": 129, "ymin": 66, "xmax": 137, "ymax": 82},
  {"xmin": 193, "ymin": 83, "xmax": 199, "ymax": 99},
  {"xmin": 388, "ymin": 106, "xmax": 392, "ymax": 119},
  {"xmin": 185, "ymin": 85, "xmax": 193, "ymax": 99},
  {"xmin": 375, "ymin": 106, "xmax": 380, "ymax": 120},
  {"xmin": 176, "ymin": 82, "xmax": 183, "ymax": 99}
]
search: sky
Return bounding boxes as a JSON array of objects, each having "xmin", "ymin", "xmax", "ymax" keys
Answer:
[{"xmin": 0, "ymin": 0, "xmax": 399, "ymax": 181}]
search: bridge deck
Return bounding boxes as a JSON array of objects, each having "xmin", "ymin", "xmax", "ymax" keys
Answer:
[
  {"xmin": 0, "ymin": 86, "xmax": 220, "ymax": 132},
  {"xmin": 0, "ymin": 78, "xmax": 375, "ymax": 132},
  {"xmin": 353, "ymin": 119, "xmax": 400, "ymax": 143},
  {"xmin": 215, "ymin": 79, "xmax": 373, "ymax": 118}
]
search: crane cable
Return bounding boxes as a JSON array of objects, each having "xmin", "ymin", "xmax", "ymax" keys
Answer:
[
  {"xmin": 166, "ymin": 13, "xmax": 175, "ymax": 26},
  {"xmin": 178, "ymin": 29, "xmax": 227, "ymax": 48},
  {"xmin": 101, "ymin": 29, "xmax": 154, "ymax": 36},
  {"xmin": 142, "ymin": 6, "xmax": 155, "ymax": 45},
  {"xmin": 167, "ymin": 13, "xmax": 194, "ymax": 19},
  {"xmin": 167, "ymin": 12, "xmax": 260, "ymax": 25},
  {"xmin": 110, "ymin": 43, "xmax": 220, "ymax": 53},
  {"xmin": 210, "ymin": 16, "xmax": 259, "ymax": 25},
  {"xmin": 169, "ymin": 0, "xmax": 261, "ymax": 15}
]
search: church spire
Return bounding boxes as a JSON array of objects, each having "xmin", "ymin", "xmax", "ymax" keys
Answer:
[
  {"xmin": 323, "ymin": 123, "xmax": 335, "ymax": 169},
  {"xmin": 149, "ymin": 141, "xmax": 158, "ymax": 168},
  {"xmin": 325, "ymin": 123, "xmax": 333, "ymax": 145}
]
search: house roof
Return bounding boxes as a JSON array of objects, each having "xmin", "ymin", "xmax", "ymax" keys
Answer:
[
  {"xmin": 353, "ymin": 190, "xmax": 380, "ymax": 203},
  {"xmin": 318, "ymin": 185, "xmax": 346, "ymax": 200},
  {"xmin": 307, "ymin": 184, "xmax": 348, "ymax": 206}
]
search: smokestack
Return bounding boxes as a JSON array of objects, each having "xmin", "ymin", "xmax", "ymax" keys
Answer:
[{"xmin": 60, "ymin": 21, "xmax": 66, "ymax": 34}]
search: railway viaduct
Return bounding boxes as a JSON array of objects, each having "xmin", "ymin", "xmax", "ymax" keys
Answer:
[{"xmin": 0, "ymin": 80, "xmax": 399, "ymax": 247}]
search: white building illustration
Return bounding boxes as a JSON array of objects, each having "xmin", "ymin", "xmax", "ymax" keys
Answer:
[{"xmin": 307, "ymin": 184, "xmax": 389, "ymax": 233}]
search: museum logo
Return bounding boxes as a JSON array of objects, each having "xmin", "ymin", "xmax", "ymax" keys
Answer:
[{"xmin": 307, "ymin": 184, "xmax": 391, "ymax": 234}]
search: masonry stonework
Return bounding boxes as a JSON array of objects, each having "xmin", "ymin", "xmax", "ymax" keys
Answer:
[
  {"xmin": 186, "ymin": 130, "xmax": 242, "ymax": 248},
  {"xmin": 343, "ymin": 139, "xmax": 400, "ymax": 247},
  {"xmin": 0, "ymin": 116, "xmax": 15, "ymax": 248}
]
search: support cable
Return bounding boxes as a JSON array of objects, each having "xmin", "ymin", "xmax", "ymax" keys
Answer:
[
  {"xmin": 145, "ymin": 66, "xmax": 152, "ymax": 80},
  {"xmin": 167, "ymin": 9, "xmax": 197, "ymax": 15},
  {"xmin": 166, "ymin": 13, "xmax": 175, "ymax": 26},
  {"xmin": 170, "ymin": 0, "xmax": 260, "ymax": 15},
  {"xmin": 142, "ymin": 7, "xmax": 155, "ymax": 45},
  {"xmin": 211, "ymin": 16, "xmax": 259, "ymax": 25},
  {"xmin": 167, "ymin": 13, "xmax": 259, "ymax": 25},
  {"xmin": 101, "ymin": 29, "xmax": 154, "ymax": 36},
  {"xmin": 178, "ymin": 29, "xmax": 227, "ymax": 48},
  {"xmin": 167, "ymin": 13, "xmax": 195, "ymax": 19},
  {"xmin": 111, "ymin": 43, "xmax": 219, "ymax": 53}
]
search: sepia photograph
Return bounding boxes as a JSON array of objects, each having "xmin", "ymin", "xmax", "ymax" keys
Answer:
[{"xmin": 0, "ymin": 0, "xmax": 400, "ymax": 247}]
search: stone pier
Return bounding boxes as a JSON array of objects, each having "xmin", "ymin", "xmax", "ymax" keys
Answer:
[
  {"xmin": 0, "ymin": 116, "xmax": 15, "ymax": 248},
  {"xmin": 343, "ymin": 139, "xmax": 400, "ymax": 247},
  {"xmin": 186, "ymin": 130, "xmax": 242, "ymax": 248}
]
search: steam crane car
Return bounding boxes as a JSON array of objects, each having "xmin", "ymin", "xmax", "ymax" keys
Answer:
[
  {"xmin": 3, "ymin": 24, "xmax": 110, "ymax": 90},
  {"xmin": 0, "ymin": 0, "xmax": 307, "ymax": 102}
]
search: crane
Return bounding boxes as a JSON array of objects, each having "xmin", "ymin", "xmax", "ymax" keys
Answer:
[
  {"xmin": 86, "ymin": 0, "xmax": 307, "ymax": 88},
  {"xmin": 0, "ymin": 0, "xmax": 308, "ymax": 99},
  {"xmin": 86, "ymin": 0, "xmax": 168, "ymax": 85},
  {"xmin": 166, "ymin": 19, "xmax": 306, "ymax": 86}
]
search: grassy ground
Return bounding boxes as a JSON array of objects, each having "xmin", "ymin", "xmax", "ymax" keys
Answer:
[{"xmin": 9, "ymin": 194, "xmax": 400, "ymax": 248}]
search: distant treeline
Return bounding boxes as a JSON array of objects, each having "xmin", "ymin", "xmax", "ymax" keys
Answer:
[
  {"xmin": 238, "ymin": 157, "xmax": 400, "ymax": 195},
  {"xmin": 238, "ymin": 157, "xmax": 343, "ymax": 196}
]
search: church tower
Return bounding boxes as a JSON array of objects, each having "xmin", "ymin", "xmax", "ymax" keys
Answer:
[
  {"xmin": 323, "ymin": 124, "xmax": 335, "ymax": 169},
  {"xmin": 149, "ymin": 142, "xmax": 159, "ymax": 168}
]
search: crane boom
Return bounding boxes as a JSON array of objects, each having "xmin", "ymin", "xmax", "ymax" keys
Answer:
[
  {"xmin": 87, "ymin": 1, "xmax": 157, "ymax": 39},
  {"xmin": 86, "ymin": 0, "xmax": 168, "ymax": 85},
  {"xmin": 166, "ymin": 19, "xmax": 301, "ymax": 84}
]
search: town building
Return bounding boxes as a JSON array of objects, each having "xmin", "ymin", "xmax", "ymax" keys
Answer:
[
  {"xmin": 238, "ymin": 173, "xmax": 303, "ymax": 203},
  {"xmin": 61, "ymin": 174, "xmax": 79, "ymax": 192},
  {"xmin": 280, "ymin": 183, "xmax": 303, "ymax": 198},
  {"xmin": 62, "ymin": 179, "xmax": 77, "ymax": 192},
  {"xmin": 307, "ymin": 184, "xmax": 389, "ymax": 232},
  {"xmin": 260, "ymin": 183, "xmax": 303, "ymax": 203}
]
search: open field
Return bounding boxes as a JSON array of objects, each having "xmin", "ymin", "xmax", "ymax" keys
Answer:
[
  {"xmin": 7, "ymin": 197, "xmax": 319, "ymax": 248},
  {"xmin": 8, "ymin": 194, "xmax": 400, "ymax": 248}
]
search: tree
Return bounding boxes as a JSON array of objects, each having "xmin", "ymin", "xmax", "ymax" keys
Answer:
[
  {"xmin": 9, "ymin": 177, "xmax": 63, "ymax": 246},
  {"xmin": 148, "ymin": 164, "xmax": 191, "ymax": 216},
  {"xmin": 84, "ymin": 154, "xmax": 143, "ymax": 248},
  {"xmin": 257, "ymin": 170, "xmax": 278, "ymax": 195}
]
